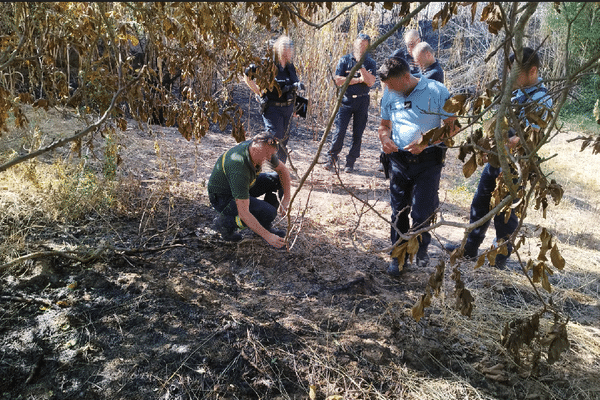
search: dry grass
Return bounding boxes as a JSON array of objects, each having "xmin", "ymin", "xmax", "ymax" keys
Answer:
[{"xmin": 2, "ymin": 102, "xmax": 600, "ymax": 400}]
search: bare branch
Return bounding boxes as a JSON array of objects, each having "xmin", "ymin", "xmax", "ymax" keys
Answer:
[
  {"xmin": 0, "ymin": 66, "xmax": 146, "ymax": 173},
  {"xmin": 282, "ymin": 2, "xmax": 361, "ymax": 29},
  {"xmin": 0, "ymin": 241, "xmax": 184, "ymax": 273},
  {"xmin": 0, "ymin": 29, "xmax": 27, "ymax": 71}
]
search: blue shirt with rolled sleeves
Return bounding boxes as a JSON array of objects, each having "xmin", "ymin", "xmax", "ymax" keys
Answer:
[{"xmin": 380, "ymin": 77, "xmax": 453, "ymax": 150}]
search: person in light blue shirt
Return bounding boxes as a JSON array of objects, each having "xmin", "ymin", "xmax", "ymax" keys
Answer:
[
  {"xmin": 448, "ymin": 47, "xmax": 553, "ymax": 269},
  {"xmin": 379, "ymin": 31, "xmax": 430, "ymax": 175},
  {"xmin": 377, "ymin": 57, "xmax": 458, "ymax": 276}
]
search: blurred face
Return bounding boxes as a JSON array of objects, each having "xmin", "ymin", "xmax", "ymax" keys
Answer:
[
  {"xmin": 510, "ymin": 65, "xmax": 538, "ymax": 89},
  {"xmin": 353, "ymin": 39, "xmax": 369, "ymax": 59},
  {"xmin": 414, "ymin": 50, "xmax": 427, "ymax": 69},
  {"xmin": 249, "ymin": 140, "xmax": 278, "ymax": 166},
  {"xmin": 383, "ymin": 73, "xmax": 408, "ymax": 95},
  {"xmin": 281, "ymin": 45, "xmax": 294, "ymax": 65},
  {"xmin": 405, "ymin": 34, "xmax": 420, "ymax": 56},
  {"xmin": 258, "ymin": 144, "xmax": 278, "ymax": 164}
]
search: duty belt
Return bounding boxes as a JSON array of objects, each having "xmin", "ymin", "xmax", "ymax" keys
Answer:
[
  {"xmin": 270, "ymin": 99, "xmax": 294, "ymax": 107},
  {"xmin": 344, "ymin": 93, "xmax": 370, "ymax": 99},
  {"xmin": 395, "ymin": 148, "xmax": 446, "ymax": 165}
]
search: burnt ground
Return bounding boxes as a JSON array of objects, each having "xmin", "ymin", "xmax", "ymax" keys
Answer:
[{"xmin": 1, "ymin": 84, "xmax": 599, "ymax": 400}]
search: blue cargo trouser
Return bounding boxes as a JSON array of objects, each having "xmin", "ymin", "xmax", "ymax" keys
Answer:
[
  {"xmin": 327, "ymin": 95, "xmax": 370, "ymax": 167},
  {"xmin": 466, "ymin": 163, "xmax": 518, "ymax": 256},
  {"xmin": 262, "ymin": 103, "xmax": 294, "ymax": 164},
  {"xmin": 388, "ymin": 147, "xmax": 445, "ymax": 252}
]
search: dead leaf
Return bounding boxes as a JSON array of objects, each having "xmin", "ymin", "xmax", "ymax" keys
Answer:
[
  {"xmin": 480, "ymin": 2, "xmax": 504, "ymax": 34},
  {"xmin": 391, "ymin": 242, "xmax": 408, "ymax": 263},
  {"xmin": 412, "ymin": 291, "xmax": 432, "ymax": 322},
  {"xmin": 532, "ymin": 261, "xmax": 544, "ymax": 283},
  {"xmin": 443, "ymin": 94, "xmax": 468, "ymax": 114},
  {"xmin": 463, "ymin": 154, "xmax": 477, "ymax": 178},
  {"xmin": 57, "ymin": 300, "xmax": 71, "ymax": 308},
  {"xmin": 33, "ymin": 98, "xmax": 50, "ymax": 111},
  {"xmin": 542, "ymin": 321, "xmax": 570, "ymax": 364},
  {"xmin": 455, "ymin": 287, "xmax": 474, "ymax": 317},
  {"xmin": 541, "ymin": 266, "xmax": 552, "ymax": 293},
  {"xmin": 309, "ymin": 385, "xmax": 317, "ymax": 400},
  {"xmin": 550, "ymin": 244, "xmax": 565, "ymax": 270},
  {"xmin": 474, "ymin": 254, "xmax": 486, "ymax": 269},
  {"xmin": 428, "ymin": 261, "xmax": 445, "ymax": 295},
  {"xmin": 406, "ymin": 236, "xmax": 420, "ymax": 262},
  {"xmin": 117, "ymin": 118, "xmax": 127, "ymax": 131},
  {"xmin": 527, "ymin": 111, "xmax": 549, "ymax": 130}
]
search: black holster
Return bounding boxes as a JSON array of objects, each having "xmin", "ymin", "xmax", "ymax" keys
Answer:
[{"xmin": 380, "ymin": 152, "xmax": 391, "ymax": 179}]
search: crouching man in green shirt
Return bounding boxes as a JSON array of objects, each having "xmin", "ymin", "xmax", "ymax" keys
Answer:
[{"xmin": 207, "ymin": 132, "xmax": 291, "ymax": 248}]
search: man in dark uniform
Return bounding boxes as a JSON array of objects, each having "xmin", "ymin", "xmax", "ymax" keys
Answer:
[
  {"xmin": 449, "ymin": 47, "xmax": 553, "ymax": 268},
  {"xmin": 390, "ymin": 29, "xmax": 421, "ymax": 77},
  {"xmin": 243, "ymin": 36, "xmax": 304, "ymax": 164},
  {"xmin": 324, "ymin": 33, "xmax": 377, "ymax": 173},
  {"xmin": 377, "ymin": 57, "xmax": 458, "ymax": 276},
  {"xmin": 208, "ymin": 132, "xmax": 292, "ymax": 248},
  {"xmin": 413, "ymin": 42, "xmax": 444, "ymax": 83}
]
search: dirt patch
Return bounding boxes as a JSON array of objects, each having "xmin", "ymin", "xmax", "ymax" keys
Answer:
[{"xmin": 1, "ymin": 85, "xmax": 599, "ymax": 399}]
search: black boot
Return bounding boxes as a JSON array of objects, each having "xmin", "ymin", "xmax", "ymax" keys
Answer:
[
  {"xmin": 324, "ymin": 158, "xmax": 338, "ymax": 171},
  {"xmin": 463, "ymin": 241, "xmax": 479, "ymax": 259},
  {"xmin": 492, "ymin": 238, "xmax": 512, "ymax": 269},
  {"xmin": 213, "ymin": 215, "xmax": 242, "ymax": 242},
  {"xmin": 446, "ymin": 241, "xmax": 479, "ymax": 260},
  {"xmin": 416, "ymin": 245, "xmax": 430, "ymax": 267}
]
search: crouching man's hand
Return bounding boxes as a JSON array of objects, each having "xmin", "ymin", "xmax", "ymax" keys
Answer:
[{"xmin": 266, "ymin": 232, "xmax": 286, "ymax": 248}]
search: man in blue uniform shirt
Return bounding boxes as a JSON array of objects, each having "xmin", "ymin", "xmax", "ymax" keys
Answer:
[
  {"xmin": 378, "ymin": 57, "xmax": 458, "ymax": 276},
  {"xmin": 379, "ymin": 29, "xmax": 423, "ymax": 174},
  {"xmin": 450, "ymin": 47, "xmax": 553, "ymax": 268},
  {"xmin": 324, "ymin": 33, "xmax": 377, "ymax": 173}
]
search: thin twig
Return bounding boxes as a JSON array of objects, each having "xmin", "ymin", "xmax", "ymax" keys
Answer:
[
  {"xmin": 0, "ymin": 243, "xmax": 184, "ymax": 273},
  {"xmin": 0, "ymin": 65, "xmax": 147, "ymax": 173},
  {"xmin": 283, "ymin": 3, "xmax": 361, "ymax": 29},
  {"xmin": 0, "ymin": 295, "xmax": 56, "ymax": 308}
]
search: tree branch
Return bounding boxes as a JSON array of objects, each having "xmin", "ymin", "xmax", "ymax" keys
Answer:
[
  {"xmin": 0, "ymin": 241, "xmax": 184, "ymax": 273},
  {"xmin": 0, "ymin": 66, "xmax": 146, "ymax": 173},
  {"xmin": 0, "ymin": 29, "xmax": 27, "ymax": 71},
  {"xmin": 282, "ymin": 2, "xmax": 361, "ymax": 29}
]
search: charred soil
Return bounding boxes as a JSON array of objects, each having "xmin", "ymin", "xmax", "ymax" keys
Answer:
[{"xmin": 1, "ymin": 85, "xmax": 599, "ymax": 400}]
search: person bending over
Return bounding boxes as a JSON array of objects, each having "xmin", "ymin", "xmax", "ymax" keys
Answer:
[{"xmin": 208, "ymin": 132, "xmax": 292, "ymax": 248}]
